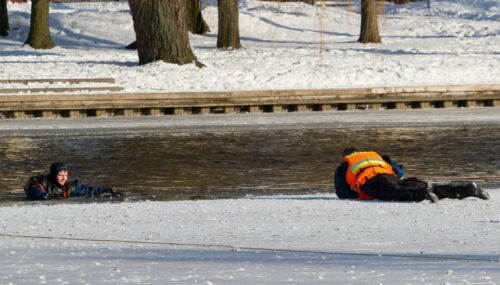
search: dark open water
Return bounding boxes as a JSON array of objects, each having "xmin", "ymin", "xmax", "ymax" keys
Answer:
[{"xmin": 0, "ymin": 124, "xmax": 498, "ymax": 202}]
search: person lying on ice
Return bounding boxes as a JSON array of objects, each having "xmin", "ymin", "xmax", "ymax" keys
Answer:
[
  {"xmin": 24, "ymin": 162, "xmax": 123, "ymax": 200},
  {"xmin": 334, "ymin": 147, "xmax": 489, "ymax": 203}
]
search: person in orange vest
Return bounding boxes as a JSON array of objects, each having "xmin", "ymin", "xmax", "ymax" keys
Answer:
[{"xmin": 334, "ymin": 147, "xmax": 489, "ymax": 202}]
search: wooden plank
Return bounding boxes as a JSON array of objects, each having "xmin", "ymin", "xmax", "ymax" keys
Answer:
[
  {"xmin": 41, "ymin": 110, "xmax": 56, "ymax": 118},
  {"xmin": 200, "ymin": 107, "xmax": 210, "ymax": 114},
  {"xmin": 123, "ymin": 109, "xmax": 138, "ymax": 117},
  {"xmin": 466, "ymin": 101, "xmax": 477, "ymax": 107},
  {"xmin": 68, "ymin": 110, "xmax": 82, "ymax": 118},
  {"xmin": 224, "ymin": 106, "xmax": 236, "ymax": 114},
  {"xmin": 320, "ymin": 104, "xmax": 332, "ymax": 111},
  {"xmin": 272, "ymin": 105, "xmax": 284, "ymax": 112},
  {"xmin": 95, "ymin": 109, "xmax": 109, "ymax": 117},
  {"xmin": 174, "ymin": 108, "xmax": 185, "ymax": 115},
  {"xmin": 395, "ymin": 102, "xmax": 408, "ymax": 109},
  {"xmin": 249, "ymin": 106, "xmax": 261, "ymax": 113},
  {"xmin": 297, "ymin": 105, "xmax": 309, "ymax": 112},
  {"xmin": 443, "ymin": 101, "xmax": 456, "ymax": 108},
  {"xmin": 11, "ymin": 111, "xmax": 25, "ymax": 118},
  {"xmin": 346, "ymin": 103, "xmax": 356, "ymax": 110},
  {"xmin": 420, "ymin": 102, "xmax": 431, "ymax": 108},
  {"xmin": 148, "ymin": 108, "xmax": 161, "ymax": 116}
]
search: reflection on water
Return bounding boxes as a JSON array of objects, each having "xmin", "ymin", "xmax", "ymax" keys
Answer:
[{"xmin": 0, "ymin": 124, "xmax": 499, "ymax": 202}]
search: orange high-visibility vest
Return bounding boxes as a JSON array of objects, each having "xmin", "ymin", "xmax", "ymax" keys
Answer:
[{"xmin": 343, "ymin": 151, "xmax": 395, "ymax": 199}]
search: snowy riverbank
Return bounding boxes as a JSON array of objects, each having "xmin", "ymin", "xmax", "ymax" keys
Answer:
[
  {"xmin": 1, "ymin": 0, "xmax": 499, "ymax": 92},
  {"xmin": 1, "ymin": 191, "xmax": 499, "ymax": 284}
]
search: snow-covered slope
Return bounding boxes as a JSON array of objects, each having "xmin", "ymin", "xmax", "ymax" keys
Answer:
[{"xmin": 1, "ymin": 0, "xmax": 498, "ymax": 92}]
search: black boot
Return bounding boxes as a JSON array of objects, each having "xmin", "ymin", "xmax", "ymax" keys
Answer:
[
  {"xmin": 431, "ymin": 182, "xmax": 489, "ymax": 200},
  {"xmin": 468, "ymin": 182, "xmax": 490, "ymax": 200}
]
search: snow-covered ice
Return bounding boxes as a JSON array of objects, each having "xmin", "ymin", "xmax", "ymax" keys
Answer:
[
  {"xmin": 0, "ymin": 107, "xmax": 499, "ymax": 132},
  {"xmin": 1, "ymin": 191, "xmax": 499, "ymax": 284}
]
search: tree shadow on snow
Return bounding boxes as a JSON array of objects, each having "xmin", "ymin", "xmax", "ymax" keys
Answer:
[
  {"xmin": 49, "ymin": 17, "xmax": 126, "ymax": 49},
  {"xmin": 198, "ymin": 33, "xmax": 330, "ymax": 47},
  {"xmin": 0, "ymin": 50, "xmax": 60, "ymax": 57},
  {"xmin": 246, "ymin": 6, "xmax": 308, "ymax": 18},
  {"xmin": 241, "ymin": 10, "xmax": 355, "ymax": 37},
  {"xmin": 193, "ymin": 33, "xmax": 352, "ymax": 49},
  {"xmin": 385, "ymin": 33, "xmax": 500, "ymax": 39},
  {"xmin": 348, "ymin": 48, "xmax": 500, "ymax": 56},
  {"xmin": 8, "ymin": 10, "xmax": 126, "ymax": 50},
  {"xmin": 74, "ymin": 60, "xmax": 138, "ymax": 67},
  {"xmin": 0, "ymin": 59, "xmax": 137, "ymax": 67}
]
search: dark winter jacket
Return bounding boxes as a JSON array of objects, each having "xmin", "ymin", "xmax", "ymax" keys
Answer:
[
  {"xmin": 24, "ymin": 174, "xmax": 110, "ymax": 200},
  {"xmin": 334, "ymin": 154, "xmax": 406, "ymax": 199}
]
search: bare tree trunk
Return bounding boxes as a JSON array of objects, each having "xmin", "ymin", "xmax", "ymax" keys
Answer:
[
  {"xmin": 25, "ymin": 0, "xmax": 55, "ymax": 49},
  {"xmin": 185, "ymin": 0, "xmax": 209, "ymax": 34},
  {"xmin": 358, "ymin": 0, "xmax": 381, "ymax": 43},
  {"xmin": 217, "ymin": 0, "xmax": 241, "ymax": 49},
  {"xmin": 129, "ymin": 0, "xmax": 202, "ymax": 67},
  {"xmin": 0, "ymin": 0, "xmax": 8, "ymax": 37}
]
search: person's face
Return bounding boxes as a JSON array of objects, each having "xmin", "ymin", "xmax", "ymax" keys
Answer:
[{"xmin": 56, "ymin": 170, "xmax": 68, "ymax": 185}]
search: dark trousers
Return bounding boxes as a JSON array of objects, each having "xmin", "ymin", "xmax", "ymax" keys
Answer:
[
  {"xmin": 361, "ymin": 174, "xmax": 429, "ymax": 202},
  {"xmin": 430, "ymin": 182, "xmax": 482, "ymax": 200}
]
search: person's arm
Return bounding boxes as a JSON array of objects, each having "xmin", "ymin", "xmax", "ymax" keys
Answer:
[
  {"xmin": 24, "ymin": 176, "xmax": 48, "ymax": 200},
  {"xmin": 382, "ymin": 155, "xmax": 406, "ymax": 179},
  {"xmin": 391, "ymin": 161, "xmax": 405, "ymax": 179},
  {"xmin": 334, "ymin": 162, "xmax": 358, "ymax": 199},
  {"xmin": 69, "ymin": 180, "xmax": 122, "ymax": 197}
]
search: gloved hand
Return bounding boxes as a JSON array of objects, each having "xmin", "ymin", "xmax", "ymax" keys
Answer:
[
  {"xmin": 110, "ymin": 189, "xmax": 124, "ymax": 198},
  {"xmin": 102, "ymin": 188, "xmax": 124, "ymax": 198}
]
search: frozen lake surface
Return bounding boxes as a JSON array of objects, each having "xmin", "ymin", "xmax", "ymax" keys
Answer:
[{"xmin": 1, "ymin": 108, "xmax": 499, "ymax": 202}]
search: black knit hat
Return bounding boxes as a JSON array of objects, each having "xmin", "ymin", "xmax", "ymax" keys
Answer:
[
  {"xmin": 342, "ymin": 147, "xmax": 358, "ymax": 157},
  {"xmin": 49, "ymin": 162, "xmax": 69, "ymax": 177}
]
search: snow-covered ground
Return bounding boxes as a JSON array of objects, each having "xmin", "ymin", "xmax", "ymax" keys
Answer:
[
  {"xmin": 1, "ymin": 1, "xmax": 499, "ymax": 284},
  {"xmin": 1, "ymin": 192, "xmax": 499, "ymax": 284},
  {"xmin": 1, "ymin": 0, "xmax": 499, "ymax": 92}
]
